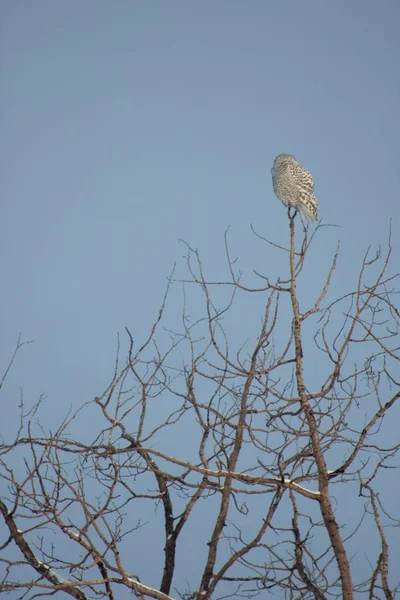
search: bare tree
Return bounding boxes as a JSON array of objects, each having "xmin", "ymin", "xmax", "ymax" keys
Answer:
[{"xmin": 1, "ymin": 213, "xmax": 399, "ymax": 600}]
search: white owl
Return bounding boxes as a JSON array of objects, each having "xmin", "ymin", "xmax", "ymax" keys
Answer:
[{"xmin": 271, "ymin": 154, "xmax": 318, "ymax": 221}]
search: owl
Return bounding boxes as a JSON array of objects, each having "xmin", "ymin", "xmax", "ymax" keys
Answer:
[{"xmin": 271, "ymin": 154, "xmax": 318, "ymax": 221}]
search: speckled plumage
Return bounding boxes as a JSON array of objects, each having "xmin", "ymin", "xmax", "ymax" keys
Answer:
[{"xmin": 271, "ymin": 154, "xmax": 318, "ymax": 221}]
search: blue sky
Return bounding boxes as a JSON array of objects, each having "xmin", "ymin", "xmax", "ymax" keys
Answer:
[
  {"xmin": 1, "ymin": 1, "xmax": 399, "ymax": 399},
  {"xmin": 1, "ymin": 1, "xmax": 400, "ymax": 593}
]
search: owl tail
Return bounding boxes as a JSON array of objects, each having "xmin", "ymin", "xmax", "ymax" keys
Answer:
[{"xmin": 296, "ymin": 199, "xmax": 318, "ymax": 221}]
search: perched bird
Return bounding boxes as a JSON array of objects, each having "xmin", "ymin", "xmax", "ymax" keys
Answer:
[{"xmin": 271, "ymin": 154, "xmax": 318, "ymax": 221}]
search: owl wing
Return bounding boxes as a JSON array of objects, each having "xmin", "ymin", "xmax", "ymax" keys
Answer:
[{"xmin": 292, "ymin": 163, "xmax": 315, "ymax": 195}]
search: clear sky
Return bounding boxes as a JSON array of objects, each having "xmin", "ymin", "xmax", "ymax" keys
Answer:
[{"xmin": 1, "ymin": 1, "xmax": 400, "ymax": 593}]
